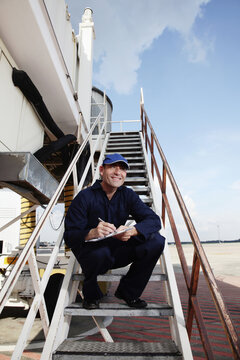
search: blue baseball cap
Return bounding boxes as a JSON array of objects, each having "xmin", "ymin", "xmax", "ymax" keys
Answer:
[{"xmin": 102, "ymin": 153, "xmax": 129, "ymax": 169}]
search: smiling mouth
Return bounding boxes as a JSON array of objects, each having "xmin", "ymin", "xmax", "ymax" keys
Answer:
[{"xmin": 111, "ymin": 176, "xmax": 121, "ymax": 180}]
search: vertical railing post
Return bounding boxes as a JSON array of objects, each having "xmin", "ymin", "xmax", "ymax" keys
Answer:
[
  {"xmin": 144, "ymin": 114, "xmax": 148, "ymax": 152},
  {"xmin": 150, "ymin": 133, "xmax": 154, "ymax": 177},
  {"xmin": 77, "ymin": 112, "xmax": 83, "ymax": 144},
  {"xmin": 141, "ymin": 110, "xmax": 143, "ymax": 134},
  {"xmin": 186, "ymin": 251, "xmax": 201, "ymax": 337},
  {"xmin": 103, "ymin": 91, "xmax": 107, "ymax": 135},
  {"xmin": 72, "ymin": 164, "xmax": 79, "ymax": 196},
  {"xmin": 161, "ymin": 164, "xmax": 166, "ymax": 227},
  {"xmin": 140, "ymin": 87, "xmax": 144, "ymax": 134}
]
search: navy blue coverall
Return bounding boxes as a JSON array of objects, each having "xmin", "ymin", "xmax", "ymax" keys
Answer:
[{"xmin": 64, "ymin": 180, "xmax": 165, "ymax": 301}]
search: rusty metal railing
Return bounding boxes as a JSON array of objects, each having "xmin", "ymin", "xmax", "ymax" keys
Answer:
[{"xmin": 140, "ymin": 96, "xmax": 240, "ymax": 359}]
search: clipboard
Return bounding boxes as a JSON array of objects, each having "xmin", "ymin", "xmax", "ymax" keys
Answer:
[{"xmin": 86, "ymin": 226, "xmax": 134, "ymax": 242}]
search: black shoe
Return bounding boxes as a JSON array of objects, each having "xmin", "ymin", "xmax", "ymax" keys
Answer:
[
  {"xmin": 115, "ymin": 289, "xmax": 147, "ymax": 308},
  {"xmin": 82, "ymin": 299, "xmax": 100, "ymax": 309}
]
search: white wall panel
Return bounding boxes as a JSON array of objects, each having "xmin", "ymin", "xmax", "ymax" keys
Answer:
[
  {"xmin": 0, "ymin": 189, "xmax": 21, "ymax": 256},
  {"xmin": 0, "ymin": 48, "xmax": 44, "ymax": 153},
  {"xmin": 45, "ymin": 0, "xmax": 76, "ymax": 81},
  {"xmin": 16, "ymin": 98, "xmax": 44, "ymax": 153},
  {"xmin": 0, "ymin": 52, "xmax": 22, "ymax": 151}
]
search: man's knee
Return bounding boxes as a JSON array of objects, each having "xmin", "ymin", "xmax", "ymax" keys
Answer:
[
  {"xmin": 135, "ymin": 232, "xmax": 165, "ymax": 259},
  {"xmin": 150, "ymin": 232, "xmax": 165, "ymax": 253}
]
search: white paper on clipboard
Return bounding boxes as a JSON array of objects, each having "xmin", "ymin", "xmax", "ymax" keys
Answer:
[{"xmin": 86, "ymin": 226, "xmax": 134, "ymax": 242}]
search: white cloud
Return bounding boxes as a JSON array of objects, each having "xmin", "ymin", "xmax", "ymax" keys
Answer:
[
  {"xmin": 182, "ymin": 33, "xmax": 213, "ymax": 63},
  {"xmin": 68, "ymin": 0, "xmax": 212, "ymax": 94},
  {"xmin": 231, "ymin": 180, "xmax": 240, "ymax": 191}
]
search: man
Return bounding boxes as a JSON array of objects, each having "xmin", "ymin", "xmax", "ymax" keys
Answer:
[{"xmin": 64, "ymin": 153, "xmax": 165, "ymax": 309}]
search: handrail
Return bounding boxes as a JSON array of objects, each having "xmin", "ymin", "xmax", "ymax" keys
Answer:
[
  {"xmin": 0, "ymin": 106, "xmax": 105, "ymax": 313},
  {"xmin": 140, "ymin": 96, "xmax": 240, "ymax": 359}
]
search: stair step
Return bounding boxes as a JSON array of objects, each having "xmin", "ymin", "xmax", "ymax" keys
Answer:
[
  {"xmin": 141, "ymin": 197, "xmax": 153, "ymax": 206},
  {"xmin": 127, "ymin": 170, "xmax": 147, "ymax": 177},
  {"xmin": 64, "ymin": 302, "xmax": 174, "ymax": 317},
  {"xmin": 124, "ymin": 157, "xmax": 145, "ymax": 163},
  {"xmin": 53, "ymin": 340, "xmax": 182, "ymax": 359},
  {"xmin": 108, "ymin": 143, "xmax": 141, "ymax": 148},
  {"xmin": 127, "ymin": 185, "xmax": 150, "ymax": 195},
  {"xmin": 124, "ymin": 177, "xmax": 148, "ymax": 185},
  {"xmin": 109, "ymin": 131, "xmax": 140, "ymax": 136},
  {"xmin": 73, "ymin": 269, "xmax": 167, "ymax": 282},
  {"xmin": 107, "ymin": 140, "xmax": 141, "ymax": 146},
  {"xmin": 108, "ymin": 138, "xmax": 141, "ymax": 143},
  {"xmin": 128, "ymin": 163, "xmax": 145, "ymax": 168},
  {"xmin": 106, "ymin": 147, "xmax": 142, "ymax": 152},
  {"xmin": 105, "ymin": 151, "xmax": 143, "ymax": 157},
  {"xmin": 107, "ymin": 141, "xmax": 141, "ymax": 145}
]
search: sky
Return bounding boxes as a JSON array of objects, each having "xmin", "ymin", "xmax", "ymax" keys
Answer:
[{"xmin": 67, "ymin": 0, "xmax": 240, "ymax": 242}]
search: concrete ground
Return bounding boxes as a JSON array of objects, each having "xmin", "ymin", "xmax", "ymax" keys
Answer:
[
  {"xmin": 169, "ymin": 242, "xmax": 240, "ymax": 287},
  {"xmin": 0, "ymin": 242, "xmax": 239, "ymax": 359}
]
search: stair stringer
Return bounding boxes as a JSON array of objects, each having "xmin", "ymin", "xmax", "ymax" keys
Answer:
[
  {"xmin": 40, "ymin": 254, "xmax": 80, "ymax": 360},
  {"xmin": 139, "ymin": 132, "xmax": 193, "ymax": 360}
]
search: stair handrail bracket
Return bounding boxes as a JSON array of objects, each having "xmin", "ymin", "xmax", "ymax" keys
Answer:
[{"xmin": 140, "ymin": 92, "xmax": 240, "ymax": 360}]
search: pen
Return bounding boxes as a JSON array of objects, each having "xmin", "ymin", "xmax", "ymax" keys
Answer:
[{"xmin": 98, "ymin": 217, "xmax": 104, "ymax": 222}]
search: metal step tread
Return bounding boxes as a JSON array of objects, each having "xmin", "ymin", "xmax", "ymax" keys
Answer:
[
  {"xmin": 106, "ymin": 149, "xmax": 142, "ymax": 154},
  {"xmin": 109, "ymin": 134, "xmax": 140, "ymax": 137},
  {"xmin": 53, "ymin": 340, "xmax": 182, "ymax": 359},
  {"xmin": 107, "ymin": 141, "xmax": 141, "ymax": 146},
  {"xmin": 65, "ymin": 302, "xmax": 174, "ymax": 317},
  {"xmin": 125, "ymin": 158, "xmax": 145, "ymax": 164},
  {"xmin": 105, "ymin": 151, "xmax": 143, "ymax": 156},
  {"xmin": 125, "ymin": 175, "xmax": 148, "ymax": 180},
  {"xmin": 108, "ymin": 139, "xmax": 141, "ymax": 144},
  {"xmin": 128, "ymin": 161, "xmax": 145, "ymax": 169},
  {"xmin": 127, "ymin": 174, "xmax": 147, "ymax": 179},
  {"xmin": 124, "ymin": 178, "xmax": 148, "ymax": 185},
  {"xmin": 127, "ymin": 185, "xmax": 150, "ymax": 194},
  {"xmin": 73, "ymin": 269, "xmax": 167, "ymax": 282},
  {"xmin": 109, "ymin": 132, "xmax": 140, "ymax": 136},
  {"xmin": 107, "ymin": 142, "xmax": 141, "ymax": 147},
  {"xmin": 106, "ymin": 148, "xmax": 142, "ymax": 153},
  {"xmin": 108, "ymin": 138, "xmax": 141, "ymax": 142},
  {"xmin": 127, "ymin": 169, "xmax": 146, "ymax": 174},
  {"xmin": 107, "ymin": 139, "xmax": 142, "ymax": 146},
  {"xmin": 141, "ymin": 198, "xmax": 153, "ymax": 205}
]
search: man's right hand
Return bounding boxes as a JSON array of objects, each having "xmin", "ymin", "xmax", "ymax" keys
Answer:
[{"xmin": 85, "ymin": 221, "xmax": 116, "ymax": 241}]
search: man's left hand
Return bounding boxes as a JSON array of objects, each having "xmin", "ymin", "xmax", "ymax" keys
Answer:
[{"xmin": 114, "ymin": 225, "xmax": 138, "ymax": 242}]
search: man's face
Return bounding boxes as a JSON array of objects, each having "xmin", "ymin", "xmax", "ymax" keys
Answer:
[{"xmin": 100, "ymin": 162, "xmax": 127, "ymax": 190}]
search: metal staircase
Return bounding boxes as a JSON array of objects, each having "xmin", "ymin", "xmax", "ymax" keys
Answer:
[
  {"xmin": 0, "ymin": 98, "xmax": 239, "ymax": 359},
  {"xmin": 52, "ymin": 131, "xmax": 192, "ymax": 359}
]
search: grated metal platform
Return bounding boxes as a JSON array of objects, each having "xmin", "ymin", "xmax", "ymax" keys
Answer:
[
  {"xmin": 64, "ymin": 302, "xmax": 174, "ymax": 317},
  {"xmin": 53, "ymin": 340, "xmax": 183, "ymax": 360}
]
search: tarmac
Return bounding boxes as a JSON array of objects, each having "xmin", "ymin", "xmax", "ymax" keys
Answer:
[
  {"xmin": 170, "ymin": 241, "xmax": 240, "ymax": 280},
  {"xmin": 0, "ymin": 242, "xmax": 239, "ymax": 359}
]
